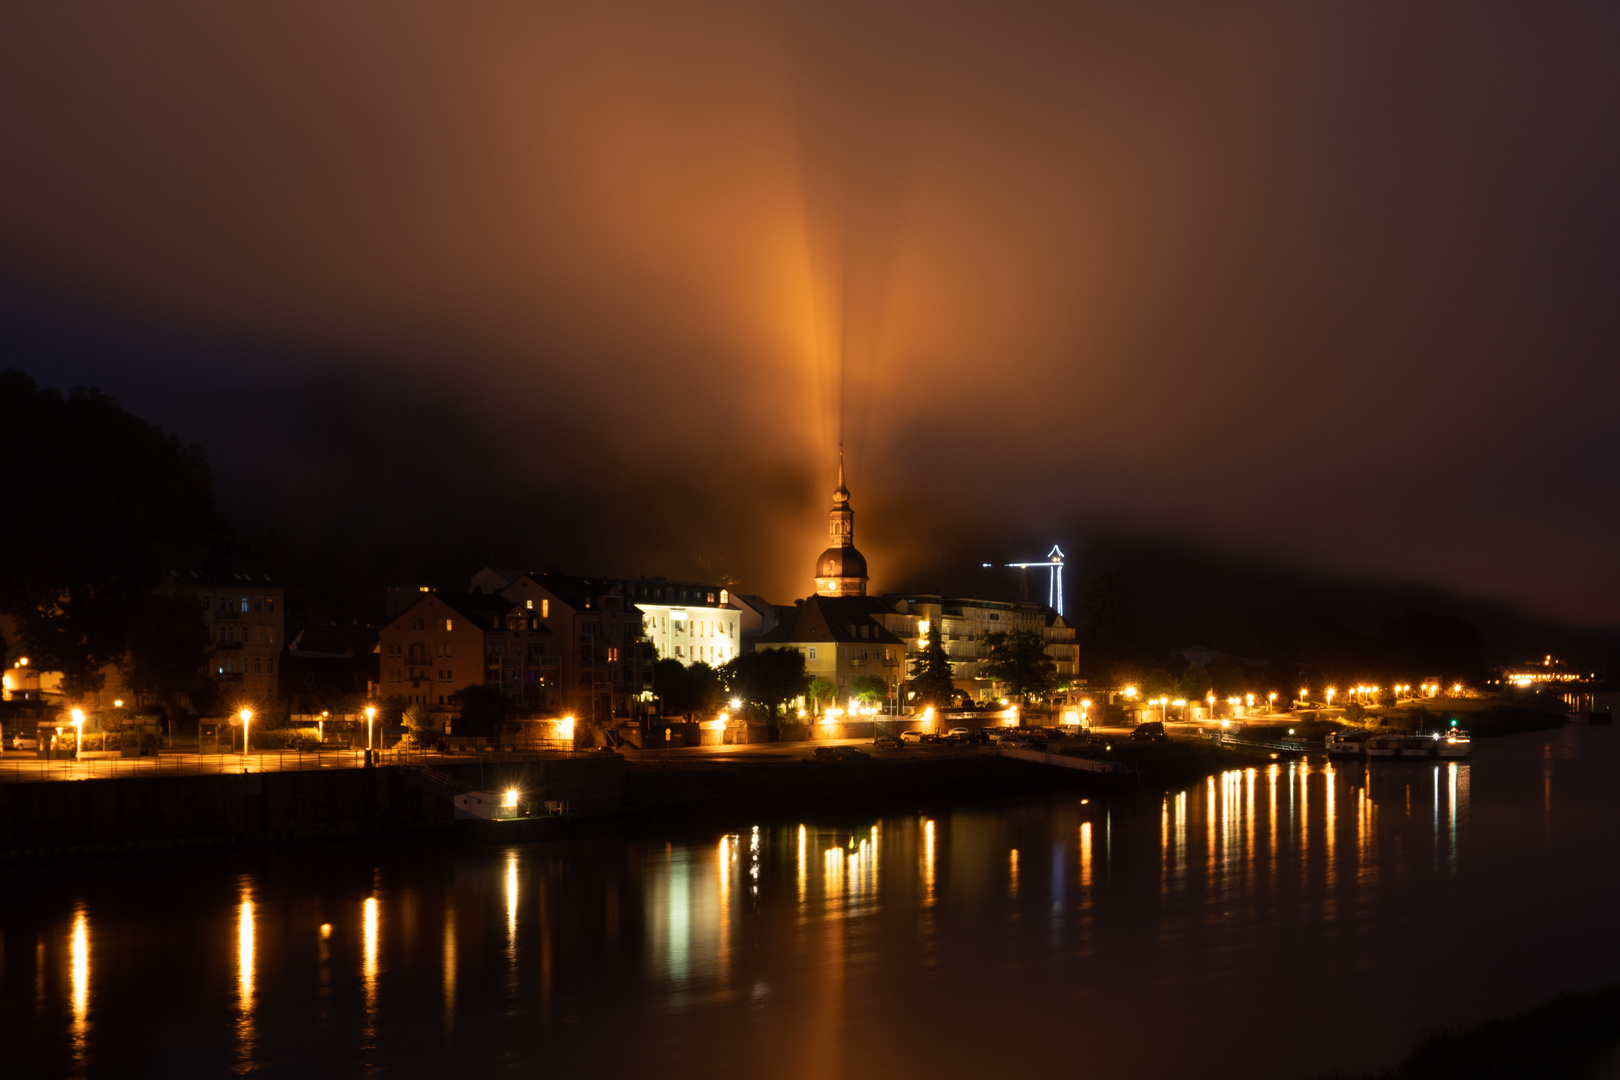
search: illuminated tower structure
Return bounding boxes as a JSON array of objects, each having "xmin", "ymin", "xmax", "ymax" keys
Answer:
[{"xmin": 813, "ymin": 455, "xmax": 868, "ymax": 597}]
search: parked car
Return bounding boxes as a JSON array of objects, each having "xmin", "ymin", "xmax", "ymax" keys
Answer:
[
  {"xmin": 947, "ymin": 727, "xmax": 970, "ymax": 738},
  {"xmin": 8, "ymin": 731, "xmax": 37, "ymax": 751},
  {"xmin": 873, "ymin": 735, "xmax": 904, "ymax": 749},
  {"xmin": 997, "ymin": 733, "xmax": 1035, "ymax": 748},
  {"xmin": 919, "ymin": 733, "xmax": 946, "ymax": 745},
  {"xmin": 1130, "ymin": 721, "xmax": 1168, "ymax": 742},
  {"xmin": 812, "ymin": 745, "xmax": 847, "ymax": 760},
  {"xmin": 900, "ymin": 730, "xmax": 927, "ymax": 744}
]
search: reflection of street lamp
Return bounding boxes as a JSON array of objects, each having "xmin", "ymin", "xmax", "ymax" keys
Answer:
[
  {"xmin": 71, "ymin": 708, "xmax": 85, "ymax": 761},
  {"xmin": 365, "ymin": 706, "xmax": 376, "ymax": 751},
  {"xmin": 239, "ymin": 708, "xmax": 252, "ymax": 757}
]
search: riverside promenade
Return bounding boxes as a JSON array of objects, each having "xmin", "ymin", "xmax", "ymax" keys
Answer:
[{"xmin": 0, "ymin": 747, "xmax": 584, "ymax": 784}]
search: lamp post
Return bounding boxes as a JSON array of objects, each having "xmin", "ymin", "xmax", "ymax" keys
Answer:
[
  {"xmin": 71, "ymin": 708, "xmax": 84, "ymax": 762},
  {"xmin": 320, "ymin": 710, "xmax": 328, "ymax": 745},
  {"xmin": 1206, "ymin": 691, "xmax": 1216, "ymax": 722},
  {"xmin": 239, "ymin": 708, "xmax": 252, "ymax": 758},
  {"xmin": 365, "ymin": 706, "xmax": 377, "ymax": 753}
]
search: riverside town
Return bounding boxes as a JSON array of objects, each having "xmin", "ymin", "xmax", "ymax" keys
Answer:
[{"xmin": 5, "ymin": 5, "xmax": 1620, "ymax": 1074}]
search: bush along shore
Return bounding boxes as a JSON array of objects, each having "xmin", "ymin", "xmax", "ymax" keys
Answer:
[{"xmin": 1318, "ymin": 981, "xmax": 1620, "ymax": 1080}]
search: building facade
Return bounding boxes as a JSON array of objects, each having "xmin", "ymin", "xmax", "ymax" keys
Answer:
[
  {"xmin": 470, "ymin": 568, "xmax": 656, "ymax": 722},
  {"xmin": 618, "ymin": 579, "xmax": 742, "ymax": 667},
  {"xmin": 376, "ymin": 591, "xmax": 559, "ymax": 711},
  {"xmin": 168, "ymin": 549, "xmax": 286, "ymax": 710},
  {"xmin": 753, "ymin": 595, "xmax": 906, "ymax": 705}
]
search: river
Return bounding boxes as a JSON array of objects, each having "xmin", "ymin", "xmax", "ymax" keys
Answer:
[{"xmin": 2, "ymin": 724, "xmax": 1617, "ymax": 1078}]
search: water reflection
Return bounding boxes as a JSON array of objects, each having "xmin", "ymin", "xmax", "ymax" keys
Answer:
[
  {"xmin": 236, "ymin": 879, "xmax": 255, "ymax": 1073},
  {"xmin": 69, "ymin": 905, "xmax": 88, "ymax": 1066},
  {"xmin": 922, "ymin": 819, "xmax": 936, "ymax": 905},
  {"xmin": 18, "ymin": 730, "xmax": 1597, "ymax": 1080},
  {"xmin": 362, "ymin": 895, "xmax": 379, "ymax": 1046},
  {"xmin": 442, "ymin": 905, "xmax": 455, "ymax": 1030}
]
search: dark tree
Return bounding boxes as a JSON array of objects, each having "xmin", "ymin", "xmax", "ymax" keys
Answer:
[
  {"xmin": 981, "ymin": 630, "xmax": 1057, "ymax": 705},
  {"xmin": 722, "ymin": 648, "xmax": 812, "ymax": 718},
  {"xmin": 0, "ymin": 371, "xmax": 228, "ymax": 695},
  {"xmin": 908, "ymin": 621, "xmax": 956, "ymax": 708},
  {"xmin": 449, "ymin": 684, "xmax": 510, "ymax": 737},
  {"xmin": 1077, "ymin": 572, "xmax": 1142, "ymax": 684},
  {"xmin": 123, "ymin": 594, "xmax": 212, "ymax": 708},
  {"xmin": 654, "ymin": 658, "xmax": 723, "ymax": 718},
  {"xmin": 1177, "ymin": 661, "xmax": 1211, "ymax": 702}
]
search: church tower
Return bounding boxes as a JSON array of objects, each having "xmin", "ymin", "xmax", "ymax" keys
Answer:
[{"xmin": 814, "ymin": 454, "xmax": 869, "ymax": 596}]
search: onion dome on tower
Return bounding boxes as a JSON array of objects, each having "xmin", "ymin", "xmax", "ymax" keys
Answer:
[{"xmin": 814, "ymin": 454, "xmax": 868, "ymax": 597}]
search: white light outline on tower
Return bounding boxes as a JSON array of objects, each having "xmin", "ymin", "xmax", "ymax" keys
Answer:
[{"xmin": 981, "ymin": 545, "xmax": 1066, "ymax": 616}]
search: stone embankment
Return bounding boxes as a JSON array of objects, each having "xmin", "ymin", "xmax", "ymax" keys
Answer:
[{"xmin": 0, "ymin": 754, "xmax": 624, "ymax": 860}]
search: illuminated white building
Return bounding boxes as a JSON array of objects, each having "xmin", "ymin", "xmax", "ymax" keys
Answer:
[{"xmin": 630, "ymin": 583, "xmax": 742, "ymax": 667}]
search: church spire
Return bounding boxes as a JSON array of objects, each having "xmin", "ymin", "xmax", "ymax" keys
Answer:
[{"xmin": 814, "ymin": 446, "xmax": 868, "ymax": 596}]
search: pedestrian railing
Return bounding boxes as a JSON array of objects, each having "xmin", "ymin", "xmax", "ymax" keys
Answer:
[{"xmin": 0, "ymin": 746, "xmax": 600, "ymax": 784}]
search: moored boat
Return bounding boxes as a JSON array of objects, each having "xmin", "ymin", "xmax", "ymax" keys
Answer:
[
  {"xmin": 1325, "ymin": 730, "xmax": 1371, "ymax": 756},
  {"xmin": 1400, "ymin": 735, "xmax": 1437, "ymax": 759},
  {"xmin": 1437, "ymin": 729, "xmax": 1472, "ymax": 758},
  {"xmin": 1365, "ymin": 734, "xmax": 1402, "ymax": 758}
]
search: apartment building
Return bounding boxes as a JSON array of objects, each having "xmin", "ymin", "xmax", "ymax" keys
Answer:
[{"xmin": 376, "ymin": 591, "xmax": 558, "ymax": 710}]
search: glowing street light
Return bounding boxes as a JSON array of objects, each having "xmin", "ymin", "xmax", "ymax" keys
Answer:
[
  {"xmin": 71, "ymin": 708, "xmax": 85, "ymax": 762},
  {"xmin": 1326, "ymin": 687, "xmax": 1336, "ymax": 705},
  {"xmin": 320, "ymin": 710, "xmax": 328, "ymax": 744},
  {"xmin": 1206, "ymin": 691, "xmax": 1216, "ymax": 719},
  {"xmin": 730, "ymin": 697, "xmax": 743, "ymax": 710},
  {"xmin": 1299, "ymin": 687, "xmax": 1309, "ymax": 702},
  {"xmin": 239, "ymin": 708, "xmax": 252, "ymax": 757},
  {"xmin": 365, "ymin": 705, "xmax": 376, "ymax": 751}
]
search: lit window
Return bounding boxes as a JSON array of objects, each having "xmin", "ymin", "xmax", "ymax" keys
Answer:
[
  {"xmin": 542, "ymin": 600, "xmax": 549, "ymax": 618},
  {"xmin": 720, "ymin": 590, "xmax": 729, "ymax": 605},
  {"xmin": 240, "ymin": 598, "xmax": 249, "ymax": 613},
  {"xmin": 808, "ymin": 647, "xmax": 818, "ymax": 660},
  {"xmin": 444, "ymin": 619, "xmax": 453, "ymax": 631},
  {"xmin": 526, "ymin": 599, "xmax": 534, "ymax": 609}
]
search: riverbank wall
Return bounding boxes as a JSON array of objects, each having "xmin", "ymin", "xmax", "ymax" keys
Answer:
[{"xmin": 0, "ymin": 754, "xmax": 626, "ymax": 860}]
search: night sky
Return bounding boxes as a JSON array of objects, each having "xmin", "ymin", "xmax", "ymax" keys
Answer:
[{"xmin": 3, "ymin": 2, "xmax": 1618, "ymax": 624}]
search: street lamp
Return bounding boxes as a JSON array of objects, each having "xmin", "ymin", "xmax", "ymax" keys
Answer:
[
  {"xmin": 71, "ymin": 708, "xmax": 84, "ymax": 762},
  {"xmin": 1206, "ymin": 691, "xmax": 1215, "ymax": 720},
  {"xmin": 320, "ymin": 710, "xmax": 328, "ymax": 745},
  {"xmin": 365, "ymin": 706, "xmax": 377, "ymax": 752},
  {"xmin": 239, "ymin": 708, "xmax": 252, "ymax": 757}
]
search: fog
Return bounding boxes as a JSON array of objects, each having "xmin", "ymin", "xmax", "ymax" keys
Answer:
[{"xmin": 3, "ymin": 1, "xmax": 1618, "ymax": 621}]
